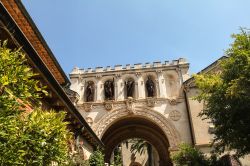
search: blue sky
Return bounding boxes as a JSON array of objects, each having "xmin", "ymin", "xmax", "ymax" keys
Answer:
[{"xmin": 22, "ymin": 0, "xmax": 250, "ymax": 75}]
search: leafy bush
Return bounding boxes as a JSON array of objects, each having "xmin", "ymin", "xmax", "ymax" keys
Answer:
[
  {"xmin": 171, "ymin": 143, "xmax": 210, "ymax": 166},
  {"xmin": 194, "ymin": 29, "xmax": 250, "ymax": 157},
  {"xmin": 89, "ymin": 147, "xmax": 105, "ymax": 166},
  {"xmin": 0, "ymin": 41, "xmax": 72, "ymax": 165}
]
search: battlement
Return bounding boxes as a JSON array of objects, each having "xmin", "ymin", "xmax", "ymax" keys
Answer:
[{"xmin": 70, "ymin": 58, "xmax": 188, "ymax": 75}]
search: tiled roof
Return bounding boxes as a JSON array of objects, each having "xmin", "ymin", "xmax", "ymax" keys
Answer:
[{"xmin": 1, "ymin": 0, "xmax": 68, "ymax": 85}]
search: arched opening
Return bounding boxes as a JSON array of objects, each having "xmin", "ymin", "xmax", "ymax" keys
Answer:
[
  {"xmin": 101, "ymin": 117, "xmax": 173, "ymax": 166},
  {"xmin": 125, "ymin": 78, "xmax": 135, "ymax": 99},
  {"xmin": 104, "ymin": 79, "xmax": 115, "ymax": 100},
  {"xmin": 145, "ymin": 75, "xmax": 157, "ymax": 98},
  {"xmin": 85, "ymin": 81, "xmax": 95, "ymax": 102},
  {"xmin": 110, "ymin": 138, "xmax": 160, "ymax": 166}
]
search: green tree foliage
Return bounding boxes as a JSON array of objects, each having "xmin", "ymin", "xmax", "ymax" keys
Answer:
[
  {"xmin": 194, "ymin": 29, "xmax": 250, "ymax": 157},
  {"xmin": 113, "ymin": 146, "xmax": 122, "ymax": 166},
  {"xmin": 130, "ymin": 138, "xmax": 147, "ymax": 155},
  {"xmin": 89, "ymin": 147, "xmax": 104, "ymax": 166},
  {"xmin": 171, "ymin": 143, "xmax": 210, "ymax": 166},
  {"xmin": 0, "ymin": 41, "xmax": 71, "ymax": 165}
]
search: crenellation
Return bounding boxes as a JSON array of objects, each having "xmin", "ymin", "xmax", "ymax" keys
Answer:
[
  {"xmin": 164, "ymin": 61, "xmax": 170, "ymax": 66},
  {"xmin": 87, "ymin": 68, "xmax": 93, "ymax": 73},
  {"xmin": 106, "ymin": 66, "xmax": 112, "ymax": 71},
  {"xmin": 79, "ymin": 69, "xmax": 85, "ymax": 74},
  {"xmin": 114, "ymin": 65, "xmax": 123, "ymax": 70},
  {"xmin": 70, "ymin": 59, "xmax": 189, "ymax": 75},
  {"xmin": 153, "ymin": 61, "xmax": 162, "ymax": 67},
  {"xmin": 134, "ymin": 63, "xmax": 142, "ymax": 69},
  {"xmin": 171, "ymin": 60, "xmax": 178, "ymax": 65},
  {"xmin": 71, "ymin": 66, "xmax": 80, "ymax": 74},
  {"xmin": 95, "ymin": 67, "xmax": 104, "ymax": 72},
  {"xmin": 125, "ymin": 64, "xmax": 131, "ymax": 69},
  {"xmin": 145, "ymin": 62, "xmax": 151, "ymax": 68},
  {"xmin": 178, "ymin": 58, "xmax": 187, "ymax": 64}
]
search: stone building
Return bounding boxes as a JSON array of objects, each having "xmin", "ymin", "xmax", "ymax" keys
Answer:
[
  {"xmin": 1, "ymin": 1, "xmax": 249, "ymax": 165},
  {"xmin": 70, "ymin": 59, "xmax": 191, "ymax": 166},
  {"xmin": 70, "ymin": 57, "xmax": 250, "ymax": 166}
]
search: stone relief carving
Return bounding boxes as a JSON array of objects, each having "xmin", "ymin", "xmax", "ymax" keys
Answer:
[
  {"xmin": 169, "ymin": 110, "xmax": 181, "ymax": 121},
  {"xmin": 83, "ymin": 104, "xmax": 92, "ymax": 112},
  {"xmin": 169, "ymin": 99, "xmax": 178, "ymax": 105},
  {"xmin": 146, "ymin": 97, "xmax": 156, "ymax": 107},
  {"xmin": 125, "ymin": 97, "xmax": 135, "ymax": 114}
]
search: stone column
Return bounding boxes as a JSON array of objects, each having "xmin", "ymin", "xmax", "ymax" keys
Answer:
[
  {"xmin": 79, "ymin": 79, "xmax": 85, "ymax": 103},
  {"xmin": 96, "ymin": 75, "xmax": 103, "ymax": 102},
  {"xmin": 156, "ymin": 70, "xmax": 167, "ymax": 98},
  {"xmin": 155, "ymin": 79, "xmax": 160, "ymax": 98},
  {"xmin": 136, "ymin": 72, "xmax": 145, "ymax": 99},
  {"xmin": 134, "ymin": 81, "xmax": 138, "ymax": 99},
  {"xmin": 115, "ymin": 74, "xmax": 123, "ymax": 101}
]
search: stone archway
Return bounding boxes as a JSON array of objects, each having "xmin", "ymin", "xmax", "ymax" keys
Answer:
[
  {"xmin": 93, "ymin": 106, "xmax": 181, "ymax": 150},
  {"xmin": 93, "ymin": 107, "xmax": 181, "ymax": 166}
]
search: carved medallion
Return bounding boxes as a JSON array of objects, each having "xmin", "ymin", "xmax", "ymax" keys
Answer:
[
  {"xmin": 84, "ymin": 104, "xmax": 92, "ymax": 112},
  {"xmin": 169, "ymin": 110, "xmax": 181, "ymax": 121},
  {"xmin": 169, "ymin": 99, "xmax": 177, "ymax": 105},
  {"xmin": 104, "ymin": 102, "xmax": 113, "ymax": 111},
  {"xmin": 146, "ymin": 97, "xmax": 156, "ymax": 107}
]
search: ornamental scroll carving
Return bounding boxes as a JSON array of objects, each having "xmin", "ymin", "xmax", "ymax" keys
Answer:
[{"xmin": 93, "ymin": 107, "xmax": 181, "ymax": 149}]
